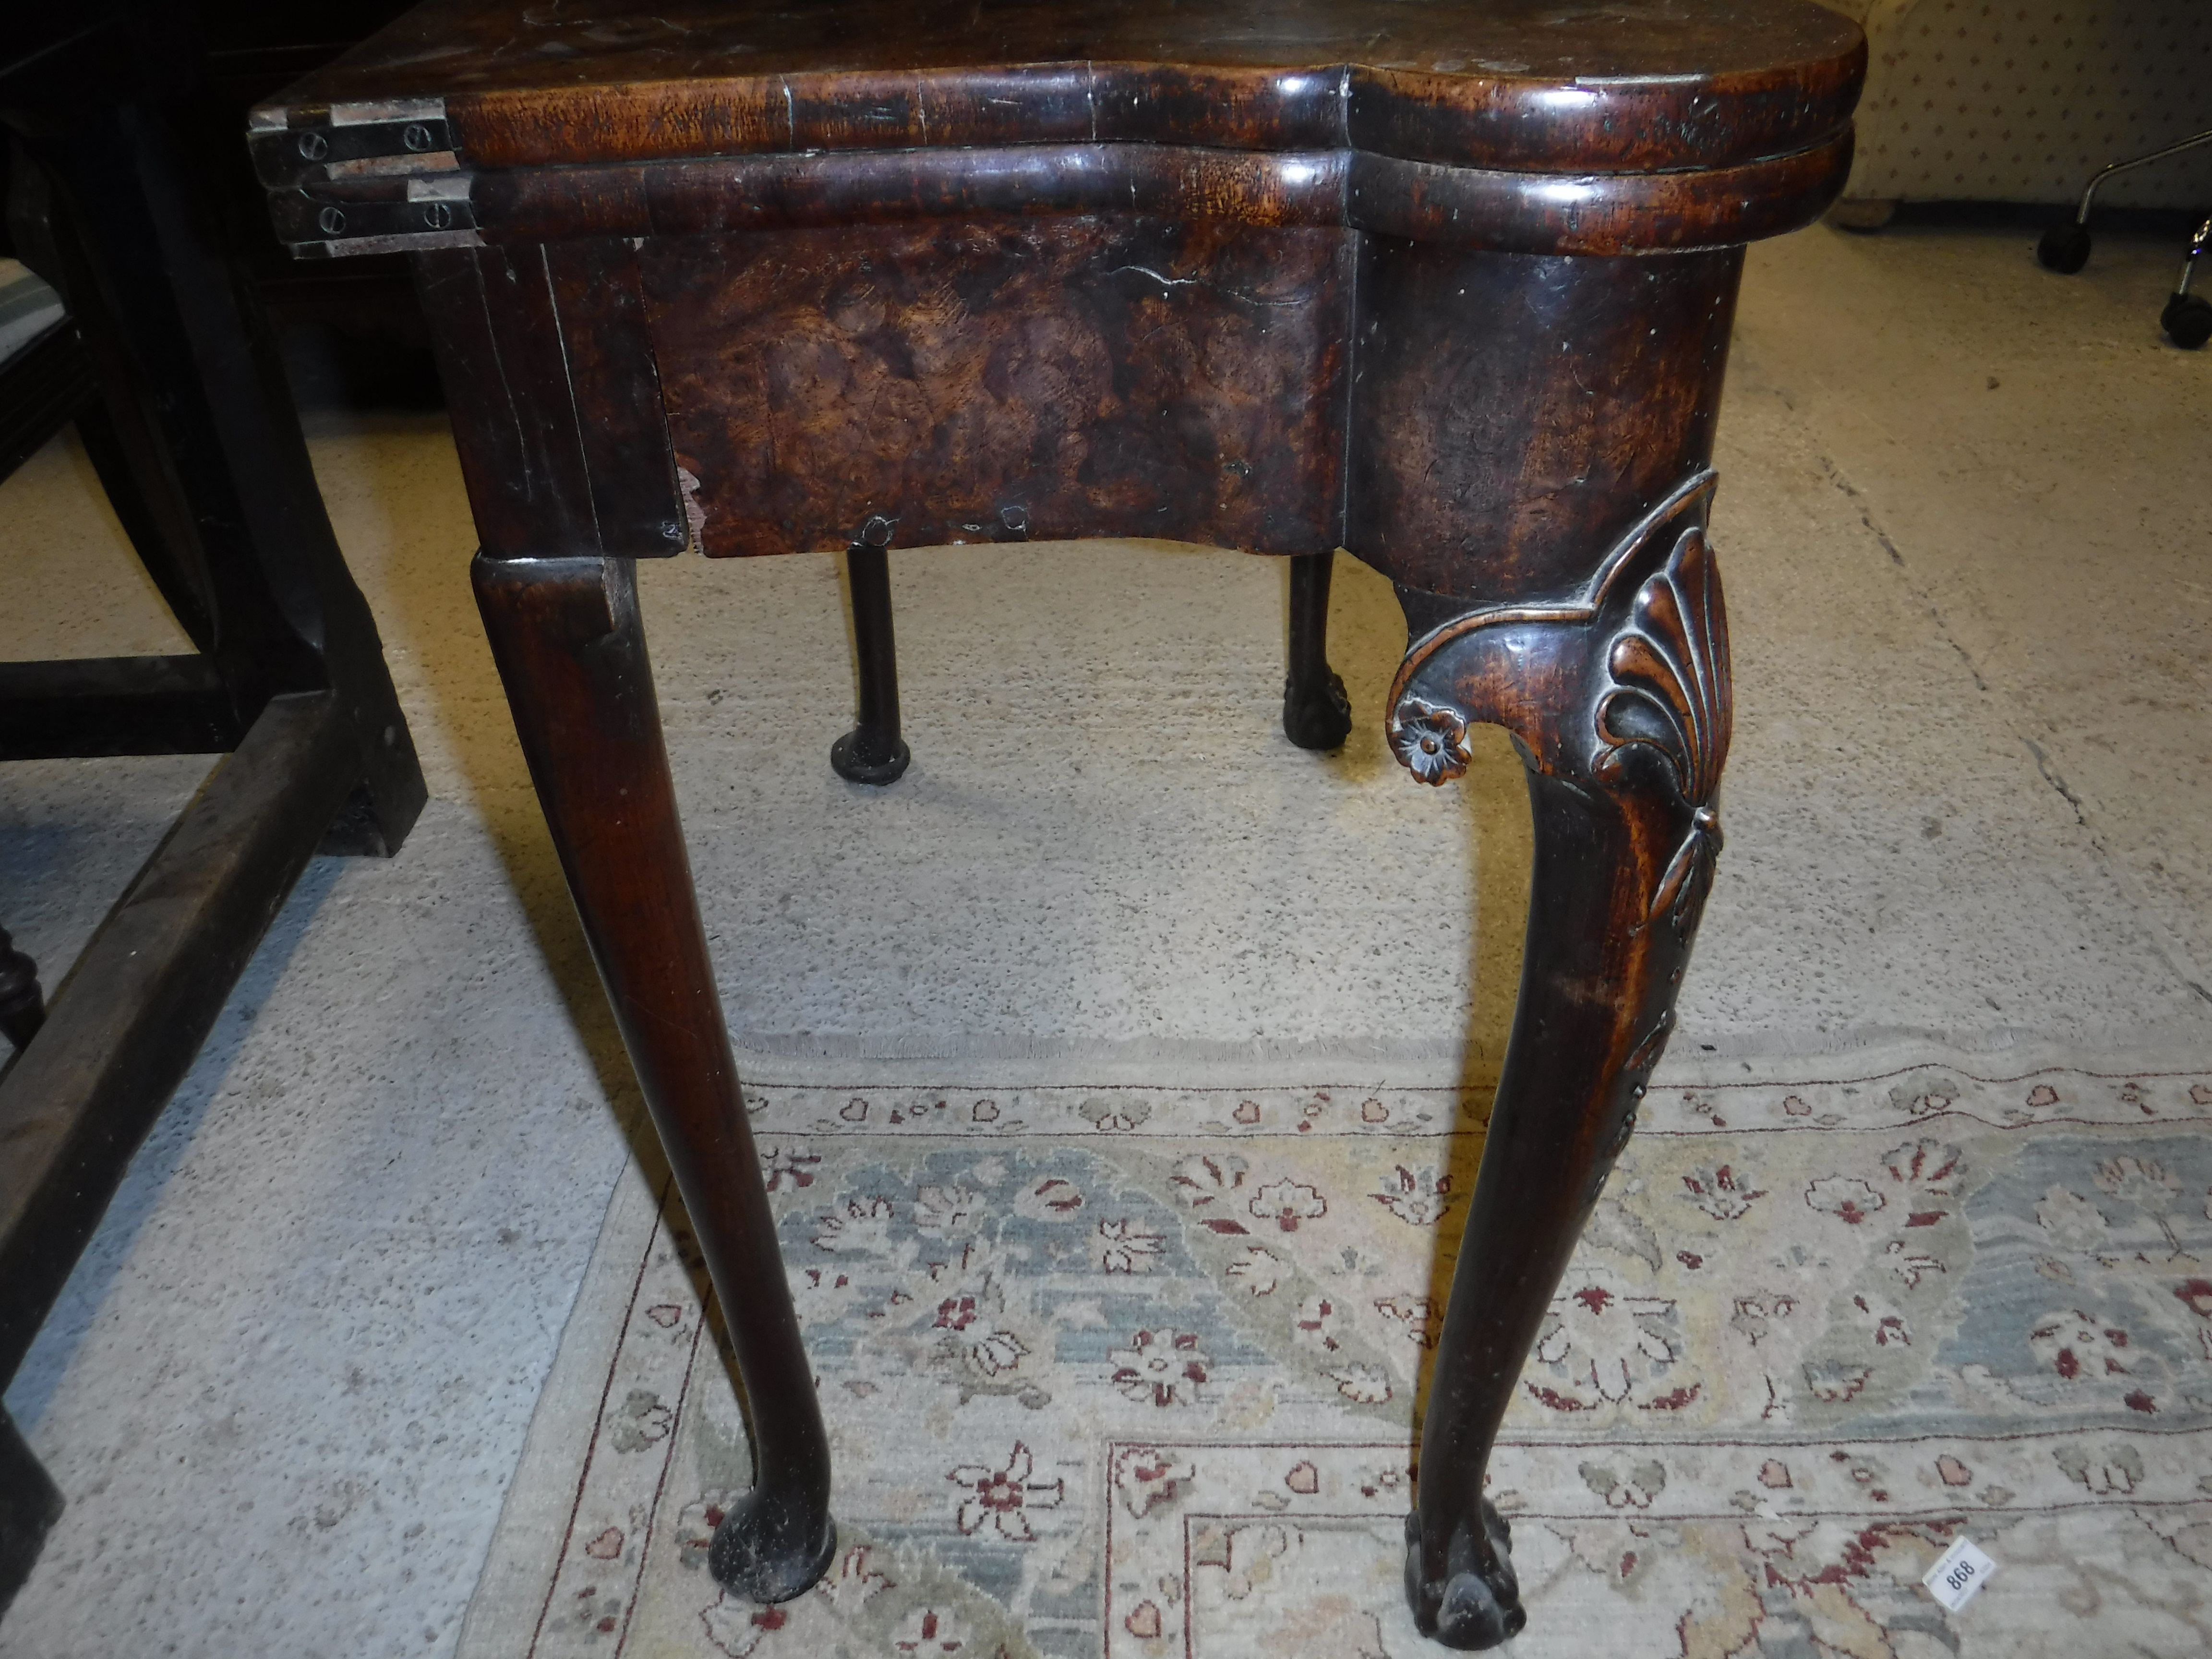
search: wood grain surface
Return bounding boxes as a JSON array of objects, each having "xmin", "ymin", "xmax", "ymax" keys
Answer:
[
  {"xmin": 640, "ymin": 216, "xmax": 1352, "ymax": 556},
  {"xmin": 252, "ymin": 0, "xmax": 1862, "ymax": 178},
  {"xmin": 398, "ymin": 133, "xmax": 1851, "ymax": 259},
  {"xmin": 413, "ymin": 218, "xmax": 1747, "ymax": 596},
  {"xmin": 1349, "ymin": 242, "xmax": 1743, "ymax": 599}
]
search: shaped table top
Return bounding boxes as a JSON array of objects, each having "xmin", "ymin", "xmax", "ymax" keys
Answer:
[{"xmin": 252, "ymin": 0, "xmax": 1864, "ymax": 177}]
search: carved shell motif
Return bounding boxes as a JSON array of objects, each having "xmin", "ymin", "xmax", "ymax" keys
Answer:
[{"xmin": 1595, "ymin": 527, "xmax": 1732, "ymax": 928}]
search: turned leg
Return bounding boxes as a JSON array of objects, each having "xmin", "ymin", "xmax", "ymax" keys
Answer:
[
  {"xmin": 1385, "ymin": 501, "xmax": 1729, "ymax": 1648},
  {"xmin": 0, "ymin": 926, "xmax": 43, "ymax": 1053},
  {"xmin": 830, "ymin": 523, "xmax": 910, "ymax": 785},
  {"xmin": 1281, "ymin": 549, "xmax": 1353, "ymax": 750},
  {"xmin": 473, "ymin": 553, "xmax": 836, "ymax": 1603}
]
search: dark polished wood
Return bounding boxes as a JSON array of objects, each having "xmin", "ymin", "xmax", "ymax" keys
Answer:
[
  {"xmin": 251, "ymin": 1, "xmax": 1862, "ymax": 1645},
  {"xmin": 0, "ymin": 656, "xmax": 243, "ymax": 760},
  {"xmin": 249, "ymin": 0, "xmax": 1862, "ymax": 177},
  {"xmin": 247, "ymin": 0, "xmax": 1861, "ymax": 270},
  {"xmin": 1351, "ymin": 245, "xmax": 1742, "ymax": 600},
  {"xmin": 7, "ymin": 107, "xmax": 426, "ymax": 848},
  {"xmin": 271, "ymin": 136, "xmax": 1853, "ymax": 260},
  {"xmin": 0, "ymin": 693, "xmax": 361, "ymax": 1383},
  {"xmin": 472, "ymin": 554, "xmax": 837, "ymax": 1601},
  {"xmin": 1283, "ymin": 549, "xmax": 1351, "ymax": 750},
  {"xmin": 831, "ymin": 538, "xmax": 911, "ymax": 785},
  {"xmin": 643, "ymin": 216, "xmax": 1352, "ymax": 558},
  {"xmin": 1389, "ymin": 486, "xmax": 1729, "ymax": 1644}
]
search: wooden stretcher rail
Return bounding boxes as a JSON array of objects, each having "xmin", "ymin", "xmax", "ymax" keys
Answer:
[{"xmin": 0, "ymin": 692, "xmax": 358, "ymax": 1383}]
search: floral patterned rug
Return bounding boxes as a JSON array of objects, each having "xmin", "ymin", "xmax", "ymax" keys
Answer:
[{"xmin": 457, "ymin": 1061, "xmax": 2212, "ymax": 1659}]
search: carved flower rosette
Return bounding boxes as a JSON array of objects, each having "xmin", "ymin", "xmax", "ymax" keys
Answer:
[
  {"xmin": 1594, "ymin": 526, "xmax": 1732, "ymax": 932},
  {"xmin": 1388, "ymin": 697, "xmax": 1473, "ymax": 785}
]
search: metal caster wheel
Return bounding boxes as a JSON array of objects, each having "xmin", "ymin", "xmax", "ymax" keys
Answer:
[
  {"xmin": 2162, "ymin": 293, "xmax": 2212, "ymax": 349},
  {"xmin": 2036, "ymin": 222, "xmax": 2091, "ymax": 274}
]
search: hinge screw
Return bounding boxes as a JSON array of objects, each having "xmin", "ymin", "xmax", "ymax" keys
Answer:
[
  {"xmin": 421, "ymin": 202, "xmax": 453, "ymax": 230},
  {"xmin": 402, "ymin": 123, "xmax": 434, "ymax": 152},
  {"xmin": 317, "ymin": 206, "xmax": 347, "ymax": 236},
  {"xmin": 659, "ymin": 520, "xmax": 684, "ymax": 543},
  {"xmin": 296, "ymin": 131, "xmax": 328, "ymax": 161},
  {"xmin": 858, "ymin": 514, "xmax": 895, "ymax": 547}
]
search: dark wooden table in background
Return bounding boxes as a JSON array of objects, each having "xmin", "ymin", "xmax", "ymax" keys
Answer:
[{"xmin": 252, "ymin": 3, "xmax": 1863, "ymax": 1647}]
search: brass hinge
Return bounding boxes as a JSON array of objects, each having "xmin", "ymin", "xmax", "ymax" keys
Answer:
[{"xmin": 248, "ymin": 98, "xmax": 481, "ymax": 257}]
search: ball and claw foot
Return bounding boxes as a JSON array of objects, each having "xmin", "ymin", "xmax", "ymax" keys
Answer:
[
  {"xmin": 830, "ymin": 725, "xmax": 910, "ymax": 785},
  {"xmin": 1405, "ymin": 1499, "xmax": 1526, "ymax": 1649},
  {"xmin": 1282, "ymin": 669, "xmax": 1353, "ymax": 751},
  {"xmin": 707, "ymin": 1488, "xmax": 838, "ymax": 1604}
]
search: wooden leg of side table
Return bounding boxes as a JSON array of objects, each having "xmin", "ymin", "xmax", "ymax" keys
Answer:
[
  {"xmin": 1282, "ymin": 550, "xmax": 1353, "ymax": 750},
  {"xmin": 1385, "ymin": 513, "xmax": 1730, "ymax": 1649},
  {"xmin": 473, "ymin": 553, "xmax": 838, "ymax": 1604},
  {"xmin": 830, "ymin": 540, "xmax": 911, "ymax": 785}
]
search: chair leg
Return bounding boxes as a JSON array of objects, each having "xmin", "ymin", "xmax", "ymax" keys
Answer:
[
  {"xmin": 473, "ymin": 552, "xmax": 837, "ymax": 1604},
  {"xmin": 72, "ymin": 400, "xmax": 219, "ymax": 655},
  {"xmin": 1385, "ymin": 510, "xmax": 1729, "ymax": 1649},
  {"xmin": 2161, "ymin": 213, "xmax": 2212, "ymax": 349},
  {"xmin": 0, "ymin": 926, "xmax": 44, "ymax": 1052},
  {"xmin": 830, "ymin": 539, "xmax": 911, "ymax": 784},
  {"xmin": 0, "ymin": 1404, "xmax": 64, "ymax": 1616},
  {"xmin": 1282, "ymin": 549, "xmax": 1353, "ymax": 750}
]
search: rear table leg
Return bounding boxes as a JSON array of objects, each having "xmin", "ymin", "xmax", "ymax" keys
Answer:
[
  {"xmin": 831, "ymin": 526, "xmax": 911, "ymax": 785},
  {"xmin": 1282, "ymin": 549, "xmax": 1353, "ymax": 750}
]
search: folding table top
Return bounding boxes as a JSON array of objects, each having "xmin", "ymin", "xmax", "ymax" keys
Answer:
[{"xmin": 249, "ymin": 0, "xmax": 1864, "ymax": 176}]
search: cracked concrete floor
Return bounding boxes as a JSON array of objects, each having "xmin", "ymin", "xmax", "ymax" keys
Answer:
[
  {"xmin": 2, "ymin": 220, "xmax": 2208, "ymax": 1655},
  {"xmin": 1727, "ymin": 223, "xmax": 2212, "ymax": 1017}
]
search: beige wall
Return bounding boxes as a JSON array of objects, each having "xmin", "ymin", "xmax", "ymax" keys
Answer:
[{"xmin": 1839, "ymin": 0, "xmax": 2212, "ymax": 208}]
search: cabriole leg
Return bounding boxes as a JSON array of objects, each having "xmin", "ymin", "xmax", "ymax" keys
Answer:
[
  {"xmin": 830, "ymin": 537, "xmax": 911, "ymax": 784},
  {"xmin": 473, "ymin": 553, "xmax": 836, "ymax": 1603},
  {"xmin": 1282, "ymin": 549, "xmax": 1353, "ymax": 750},
  {"xmin": 1385, "ymin": 503, "xmax": 1730, "ymax": 1648}
]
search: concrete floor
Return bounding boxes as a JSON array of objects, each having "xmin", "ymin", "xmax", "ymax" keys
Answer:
[{"xmin": 1, "ymin": 220, "xmax": 2207, "ymax": 1655}]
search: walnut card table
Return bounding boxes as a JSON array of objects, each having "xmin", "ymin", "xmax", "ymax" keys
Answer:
[{"xmin": 251, "ymin": 4, "xmax": 1863, "ymax": 1645}]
